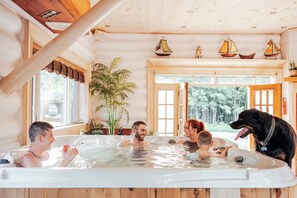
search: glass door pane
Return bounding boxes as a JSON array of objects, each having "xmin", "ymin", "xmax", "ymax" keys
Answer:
[
  {"xmin": 157, "ymin": 90, "xmax": 174, "ymax": 136},
  {"xmin": 155, "ymin": 84, "xmax": 179, "ymax": 136}
]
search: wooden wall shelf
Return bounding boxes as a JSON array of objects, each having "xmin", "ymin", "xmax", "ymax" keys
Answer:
[
  {"xmin": 148, "ymin": 58, "xmax": 286, "ymax": 68},
  {"xmin": 284, "ymin": 76, "xmax": 297, "ymax": 83}
]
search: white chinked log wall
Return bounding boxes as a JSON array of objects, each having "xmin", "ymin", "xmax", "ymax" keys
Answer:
[
  {"xmin": 93, "ymin": 33, "xmax": 280, "ymax": 128},
  {"xmin": 0, "ymin": 4, "xmax": 23, "ymax": 152},
  {"xmin": 281, "ymin": 29, "xmax": 297, "ymax": 130}
]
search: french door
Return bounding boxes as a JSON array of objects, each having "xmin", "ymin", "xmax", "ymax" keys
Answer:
[
  {"xmin": 154, "ymin": 84, "xmax": 179, "ymax": 136},
  {"xmin": 249, "ymin": 83, "xmax": 282, "ymax": 117},
  {"xmin": 249, "ymin": 83, "xmax": 282, "ymax": 148}
]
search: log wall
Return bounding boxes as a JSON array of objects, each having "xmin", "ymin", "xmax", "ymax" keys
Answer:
[{"xmin": 0, "ymin": 3, "xmax": 23, "ymax": 152}]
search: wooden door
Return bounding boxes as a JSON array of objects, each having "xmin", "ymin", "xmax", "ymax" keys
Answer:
[
  {"xmin": 154, "ymin": 84, "xmax": 179, "ymax": 136},
  {"xmin": 249, "ymin": 83, "xmax": 282, "ymax": 149}
]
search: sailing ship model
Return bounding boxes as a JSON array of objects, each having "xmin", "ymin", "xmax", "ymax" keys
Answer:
[
  {"xmin": 219, "ymin": 37, "xmax": 238, "ymax": 58},
  {"xmin": 239, "ymin": 53, "xmax": 256, "ymax": 59},
  {"xmin": 264, "ymin": 39, "xmax": 280, "ymax": 58},
  {"xmin": 154, "ymin": 38, "xmax": 172, "ymax": 57}
]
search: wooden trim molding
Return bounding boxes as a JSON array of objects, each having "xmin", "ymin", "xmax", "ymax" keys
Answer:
[
  {"xmin": 147, "ymin": 66, "xmax": 155, "ymax": 132},
  {"xmin": 0, "ymin": 0, "xmax": 124, "ymax": 96},
  {"xmin": 284, "ymin": 77, "xmax": 297, "ymax": 83},
  {"xmin": 147, "ymin": 58, "xmax": 285, "ymax": 68},
  {"xmin": 53, "ymin": 124, "xmax": 85, "ymax": 136},
  {"xmin": 21, "ymin": 19, "xmax": 32, "ymax": 146},
  {"xmin": 185, "ymin": 82, "xmax": 189, "ymax": 121}
]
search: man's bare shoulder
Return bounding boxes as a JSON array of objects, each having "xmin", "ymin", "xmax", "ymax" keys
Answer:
[
  {"xmin": 117, "ymin": 139, "xmax": 132, "ymax": 147},
  {"xmin": 20, "ymin": 152, "xmax": 42, "ymax": 167},
  {"xmin": 117, "ymin": 140, "xmax": 150, "ymax": 147}
]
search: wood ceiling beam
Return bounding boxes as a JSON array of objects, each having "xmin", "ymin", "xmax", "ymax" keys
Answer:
[
  {"xmin": 0, "ymin": 0, "xmax": 124, "ymax": 96},
  {"xmin": 59, "ymin": 0, "xmax": 90, "ymax": 19}
]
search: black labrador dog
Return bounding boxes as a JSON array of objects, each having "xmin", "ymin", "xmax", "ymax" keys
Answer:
[{"xmin": 230, "ymin": 108, "xmax": 296, "ymax": 167}]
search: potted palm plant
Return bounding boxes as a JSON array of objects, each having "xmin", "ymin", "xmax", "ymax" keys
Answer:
[{"xmin": 89, "ymin": 57, "xmax": 136, "ymax": 135}]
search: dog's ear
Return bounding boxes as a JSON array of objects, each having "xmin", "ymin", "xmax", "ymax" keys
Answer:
[
  {"xmin": 252, "ymin": 111, "xmax": 260, "ymax": 120},
  {"xmin": 252, "ymin": 110, "xmax": 267, "ymax": 123},
  {"xmin": 258, "ymin": 112, "xmax": 268, "ymax": 123}
]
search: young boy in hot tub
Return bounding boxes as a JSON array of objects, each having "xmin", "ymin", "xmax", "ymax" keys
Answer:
[{"xmin": 195, "ymin": 131, "xmax": 231, "ymax": 160}]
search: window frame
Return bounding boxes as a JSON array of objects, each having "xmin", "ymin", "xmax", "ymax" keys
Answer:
[
  {"xmin": 33, "ymin": 70, "xmax": 81, "ymax": 127},
  {"xmin": 21, "ymin": 22, "xmax": 90, "ymax": 145},
  {"xmin": 147, "ymin": 58, "xmax": 283, "ymax": 134}
]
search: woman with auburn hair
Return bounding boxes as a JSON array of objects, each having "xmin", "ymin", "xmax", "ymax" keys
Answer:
[{"xmin": 179, "ymin": 119, "xmax": 205, "ymax": 152}]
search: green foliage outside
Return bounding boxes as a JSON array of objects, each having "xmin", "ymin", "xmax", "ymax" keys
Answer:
[
  {"xmin": 40, "ymin": 70, "xmax": 64, "ymax": 94},
  {"xmin": 188, "ymin": 86, "xmax": 247, "ymax": 133},
  {"xmin": 89, "ymin": 57, "xmax": 137, "ymax": 135}
]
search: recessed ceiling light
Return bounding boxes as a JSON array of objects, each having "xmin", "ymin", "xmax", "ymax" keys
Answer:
[
  {"xmin": 38, "ymin": 10, "xmax": 61, "ymax": 19},
  {"xmin": 105, "ymin": 25, "xmax": 110, "ymax": 27},
  {"xmin": 270, "ymin": 11, "xmax": 277, "ymax": 14},
  {"xmin": 281, "ymin": 26, "xmax": 287, "ymax": 29},
  {"xmin": 181, "ymin": 26, "xmax": 187, "ymax": 28},
  {"xmin": 251, "ymin": 26, "xmax": 257, "ymax": 29}
]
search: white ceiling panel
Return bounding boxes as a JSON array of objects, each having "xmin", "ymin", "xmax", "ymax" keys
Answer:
[{"xmin": 91, "ymin": 0, "xmax": 297, "ymax": 34}]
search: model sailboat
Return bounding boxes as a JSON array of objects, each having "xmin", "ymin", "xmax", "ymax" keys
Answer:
[
  {"xmin": 239, "ymin": 53, "xmax": 256, "ymax": 59},
  {"xmin": 264, "ymin": 40, "xmax": 280, "ymax": 58},
  {"xmin": 154, "ymin": 39, "xmax": 172, "ymax": 57},
  {"xmin": 219, "ymin": 37, "xmax": 238, "ymax": 58}
]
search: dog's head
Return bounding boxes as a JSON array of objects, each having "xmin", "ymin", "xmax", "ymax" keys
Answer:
[{"xmin": 230, "ymin": 109, "xmax": 271, "ymax": 141}]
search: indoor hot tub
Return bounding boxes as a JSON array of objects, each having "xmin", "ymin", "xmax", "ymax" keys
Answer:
[{"xmin": 0, "ymin": 135, "xmax": 296, "ymax": 198}]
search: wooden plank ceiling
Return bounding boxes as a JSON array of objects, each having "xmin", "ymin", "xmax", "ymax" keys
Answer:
[
  {"xmin": 90, "ymin": 0, "xmax": 297, "ymax": 34},
  {"xmin": 10, "ymin": 0, "xmax": 297, "ymax": 34}
]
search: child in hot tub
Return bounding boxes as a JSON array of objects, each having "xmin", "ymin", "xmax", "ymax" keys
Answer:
[{"xmin": 195, "ymin": 131, "xmax": 231, "ymax": 160}]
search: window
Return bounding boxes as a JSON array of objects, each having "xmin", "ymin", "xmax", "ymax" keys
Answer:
[
  {"xmin": 217, "ymin": 76, "xmax": 235, "ymax": 84},
  {"xmin": 155, "ymin": 75, "xmax": 175, "ymax": 83},
  {"xmin": 188, "ymin": 86, "xmax": 248, "ymax": 133},
  {"xmin": 153, "ymin": 74, "xmax": 276, "ymax": 148},
  {"xmin": 34, "ymin": 70, "xmax": 80, "ymax": 127},
  {"xmin": 155, "ymin": 75, "xmax": 274, "ymax": 85},
  {"xmin": 148, "ymin": 59, "xmax": 282, "ymax": 150}
]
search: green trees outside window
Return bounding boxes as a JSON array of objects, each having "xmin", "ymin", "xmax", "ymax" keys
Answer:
[{"xmin": 188, "ymin": 86, "xmax": 247, "ymax": 132}]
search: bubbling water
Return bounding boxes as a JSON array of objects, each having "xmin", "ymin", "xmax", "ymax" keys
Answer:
[{"xmin": 45, "ymin": 142, "xmax": 248, "ymax": 169}]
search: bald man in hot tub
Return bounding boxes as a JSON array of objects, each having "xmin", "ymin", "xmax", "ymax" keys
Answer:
[
  {"xmin": 19, "ymin": 121, "xmax": 78, "ymax": 167},
  {"xmin": 118, "ymin": 121, "xmax": 150, "ymax": 147}
]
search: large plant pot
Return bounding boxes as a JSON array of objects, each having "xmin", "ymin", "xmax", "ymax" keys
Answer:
[
  {"xmin": 102, "ymin": 128, "xmax": 131, "ymax": 135},
  {"xmin": 289, "ymin": 69, "xmax": 297, "ymax": 77}
]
